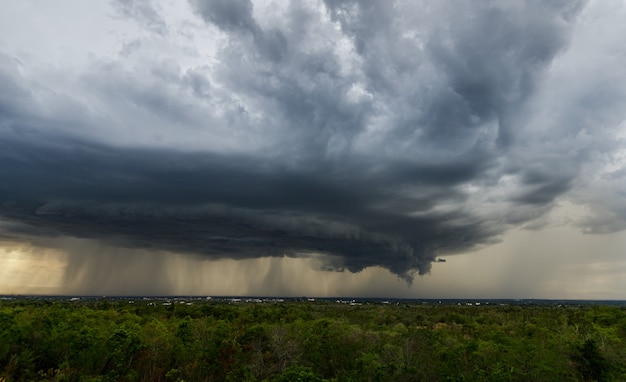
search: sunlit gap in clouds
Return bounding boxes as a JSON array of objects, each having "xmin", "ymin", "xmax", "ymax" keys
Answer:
[{"xmin": 0, "ymin": 243, "xmax": 66, "ymax": 294}]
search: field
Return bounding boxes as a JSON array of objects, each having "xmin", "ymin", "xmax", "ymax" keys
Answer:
[{"xmin": 1, "ymin": 297, "xmax": 625, "ymax": 381}]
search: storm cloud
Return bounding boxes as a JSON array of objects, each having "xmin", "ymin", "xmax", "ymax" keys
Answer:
[{"xmin": 1, "ymin": 0, "xmax": 626, "ymax": 284}]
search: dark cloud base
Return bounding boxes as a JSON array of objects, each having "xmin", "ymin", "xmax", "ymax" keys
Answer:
[{"xmin": 0, "ymin": 133, "xmax": 504, "ymax": 280}]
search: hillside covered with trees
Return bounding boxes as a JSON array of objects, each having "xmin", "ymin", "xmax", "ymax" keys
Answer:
[{"xmin": 1, "ymin": 298, "xmax": 625, "ymax": 381}]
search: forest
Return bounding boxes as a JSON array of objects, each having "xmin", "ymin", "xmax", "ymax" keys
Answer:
[{"xmin": 1, "ymin": 298, "xmax": 625, "ymax": 381}]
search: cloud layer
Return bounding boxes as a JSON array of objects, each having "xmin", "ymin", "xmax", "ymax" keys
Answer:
[{"xmin": 1, "ymin": 0, "xmax": 626, "ymax": 283}]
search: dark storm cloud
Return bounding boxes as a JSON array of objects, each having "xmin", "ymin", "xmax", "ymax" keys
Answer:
[
  {"xmin": 2, "ymin": 0, "xmax": 621, "ymax": 281},
  {"xmin": 0, "ymin": 131, "xmax": 483, "ymax": 280}
]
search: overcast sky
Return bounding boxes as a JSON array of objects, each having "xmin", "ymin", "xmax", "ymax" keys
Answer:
[{"xmin": 1, "ymin": 0, "xmax": 626, "ymax": 298}]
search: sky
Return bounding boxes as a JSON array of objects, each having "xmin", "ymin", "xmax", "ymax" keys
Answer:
[{"xmin": 1, "ymin": 0, "xmax": 626, "ymax": 299}]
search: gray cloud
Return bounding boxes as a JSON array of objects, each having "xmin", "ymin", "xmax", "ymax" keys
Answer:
[
  {"xmin": 190, "ymin": 0, "xmax": 259, "ymax": 35},
  {"xmin": 113, "ymin": 0, "xmax": 168, "ymax": 35},
  {"xmin": 1, "ymin": 0, "xmax": 625, "ymax": 284}
]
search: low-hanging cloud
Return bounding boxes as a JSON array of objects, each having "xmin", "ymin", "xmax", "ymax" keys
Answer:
[{"xmin": 1, "ymin": 0, "xmax": 626, "ymax": 284}]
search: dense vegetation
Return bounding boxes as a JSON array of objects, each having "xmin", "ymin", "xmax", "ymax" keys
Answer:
[{"xmin": 1, "ymin": 298, "xmax": 626, "ymax": 381}]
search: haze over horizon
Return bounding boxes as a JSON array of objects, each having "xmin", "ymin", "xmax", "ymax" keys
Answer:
[{"xmin": 1, "ymin": 0, "xmax": 626, "ymax": 299}]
